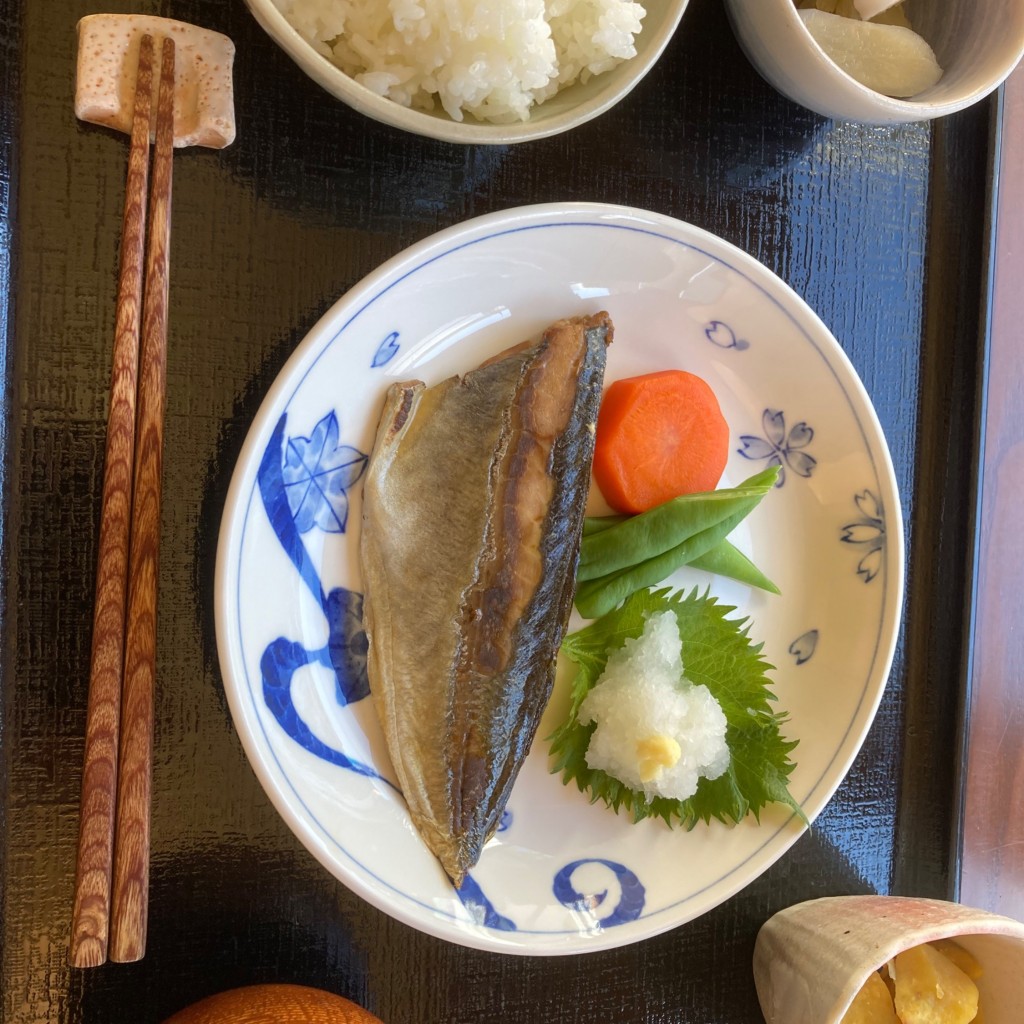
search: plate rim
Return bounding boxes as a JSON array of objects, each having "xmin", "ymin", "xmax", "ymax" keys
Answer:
[{"xmin": 214, "ymin": 201, "xmax": 906, "ymax": 954}]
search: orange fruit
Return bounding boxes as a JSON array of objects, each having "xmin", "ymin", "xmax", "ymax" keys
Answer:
[{"xmin": 162, "ymin": 984, "xmax": 384, "ymax": 1024}]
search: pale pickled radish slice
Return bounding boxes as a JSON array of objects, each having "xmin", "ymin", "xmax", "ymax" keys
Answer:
[
  {"xmin": 799, "ymin": 9, "xmax": 943, "ymax": 97},
  {"xmin": 870, "ymin": 5, "xmax": 911, "ymax": 29},
  {"xmin": 797, "ymin": 0, "xmax": 912, "ymax": 29},
  {"xmin": 798, "ymin": 0, "xmax": 861, "ymax": 18},
  {"xmin": 853, "ymin": 0, "xmax": 903, "ymax": 20}
]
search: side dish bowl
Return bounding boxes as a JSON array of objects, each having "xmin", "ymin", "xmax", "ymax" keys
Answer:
[
  {"xmin": 755, "ymin": 896, "xmax": 1024, "ymax": 1024},
  {"xmin": 243, "ymin": 0, "xmax": 689, "ymax": 144},
  {"xmin": 724, "ymin": 0, "xmax": 1024, "ymax": 123}
]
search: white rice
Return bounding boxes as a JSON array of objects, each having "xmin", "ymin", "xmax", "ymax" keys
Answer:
[
  {"xmin": 272, "ymin": 0, "xmax": 647, "ymax": 122},
  {"xmin": 579, "ymin": 611, "xmax": 729, "ymax": 803}
]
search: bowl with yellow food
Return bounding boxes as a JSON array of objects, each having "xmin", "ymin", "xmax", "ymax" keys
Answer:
[{"xmin": 754, "ymin": 895, "xmax": 1024, "ymax": 1023}]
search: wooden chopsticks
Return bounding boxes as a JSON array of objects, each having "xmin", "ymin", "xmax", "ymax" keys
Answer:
[{"xmin": 70, "ymin": 33, "xmax": 176, "ymax": 968}]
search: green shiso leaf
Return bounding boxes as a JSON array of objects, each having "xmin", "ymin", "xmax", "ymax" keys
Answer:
[{"xmin": 551, "ymin": 586, "xmax": 806, "ymax": 829}]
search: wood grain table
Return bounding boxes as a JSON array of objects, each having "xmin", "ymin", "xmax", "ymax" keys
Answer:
[
  {"xmin": 0, "ymin": 1, "xmax": 1012, "ymax": 1021},
  {"xmin": 958, "ymin": 64, "xmax": 1024, "ymax": 922}
]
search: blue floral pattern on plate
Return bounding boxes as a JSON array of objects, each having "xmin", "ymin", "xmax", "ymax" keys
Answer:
[
  {"xmin": 789, "ymin": 630, "xmax": 819, "ymax": 666},
  {"xmin": 372, "ymin": 330, "xmax": 400, "ymax": 368},
  {"xmin": 738, "ymin": 409, "xmax": 816, "ymax": 487},
  {"xmin": 704, "ymin": 320, "xmax": 749, "ymax": 350},
  {"xmin": 257, "ymin": 413, "xmax": 380, "ymax": 776},
  {"xmin": 841, "ymin": 490, "xmax": 886, "ymax": 582},
  {"xmin": 282, "ymin": 411, "xmax": 367, "ymax": 534}
]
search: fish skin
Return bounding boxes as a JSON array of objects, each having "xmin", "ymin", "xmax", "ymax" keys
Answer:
[{"xmin": 361, "ymin": 312, "xmax": 612, "ymax": 885}]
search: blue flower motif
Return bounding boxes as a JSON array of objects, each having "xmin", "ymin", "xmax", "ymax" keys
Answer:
[
  {"xmin": 372, "ymin": 331, "xmax": 400, "ymax": 368},
  {"xmin": 738, "ymin": 409, "xmax": 816, "ymax": 487},
  {"xmin": 789, "ymin": 629, "xmax": 819, "ymax": 666},
  {"xmin": 841, "ymin": 490, "xmax": 885, "ymax": 583},
  {"xmin": 704, "ymin": 320, "xmax": 749, "ymax": 351},
  {"xmin": 282, "ymin": 411, "xmax": 368, "ymax": 533}
]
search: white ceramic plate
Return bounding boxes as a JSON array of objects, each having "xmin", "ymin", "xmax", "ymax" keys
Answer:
[{"xmin": 215, "ymin": 203, "xmax": 904, "ymax": 954}]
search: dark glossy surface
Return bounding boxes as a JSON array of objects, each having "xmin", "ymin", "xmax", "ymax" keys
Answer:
[{"xmin": 0, "ymin": 0, "xmax": 991, "ymax": 1021}]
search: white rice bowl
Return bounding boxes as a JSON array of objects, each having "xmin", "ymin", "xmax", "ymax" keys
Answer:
[{"xmin": 271, "ymin": 0, "xmax": 647, "ymax": 122}]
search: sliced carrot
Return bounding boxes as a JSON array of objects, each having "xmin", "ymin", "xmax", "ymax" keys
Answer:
[{"xmin": 592, "ymin": 370, "xmax": 729, "ymax": 514}]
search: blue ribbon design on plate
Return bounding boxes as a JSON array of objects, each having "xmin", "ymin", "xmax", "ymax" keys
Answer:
[
  {"xmin": 257, "ymin": 412, "xmax": 384, "ymax": 781},
  {"xmin": 552, "ymin": 859, "xmax": 645, "ymax": 927},
  {"xmin": 455, "ymin": 875, "xmax": 517, "ymax": 931}
]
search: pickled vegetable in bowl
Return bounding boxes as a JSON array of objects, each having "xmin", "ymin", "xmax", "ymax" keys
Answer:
[
  {"xmin": 725, "ymin": 0, "xmax": 1024, "ymax": 123},
  {"xmin": 754, "ymin": 896, "xmax": 1024, "ymax": 1024},
  {"xmin": 843, "ymin": 940, "xmax": 982, "ymax": 1023},
  {"xmin": 795, "ymin": 0, "xmax": 942, "ymax": 98}
]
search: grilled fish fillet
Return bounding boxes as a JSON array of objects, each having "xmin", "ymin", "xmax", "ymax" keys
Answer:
[{"xmin": 360, "ymin": 312, "xmax": 613, "ymax": 885}]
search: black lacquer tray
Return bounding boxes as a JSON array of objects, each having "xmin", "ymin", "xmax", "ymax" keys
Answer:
[{"xmin": 0, "ymin": 0, "xmax": 995, "ymax": 1020}]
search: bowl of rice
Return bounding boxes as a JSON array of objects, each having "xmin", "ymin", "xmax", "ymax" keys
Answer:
[{"xmin": 244, "ymin": 0, "xmax": 689, "ymax": 143}]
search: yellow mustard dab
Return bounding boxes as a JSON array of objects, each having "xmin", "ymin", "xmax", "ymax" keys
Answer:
[
  {"xmin": 840, "ymin": 941, "xmax": 983, "ymax": 1024},
  {"xmin": 636, "ymin": 734, "xmax": 682, "ymax": 783}
]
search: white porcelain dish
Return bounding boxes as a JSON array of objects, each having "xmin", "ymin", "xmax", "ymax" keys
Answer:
[
  {"xmin": 215, "ymin": 202, "xmax": 904, "ymax": 954},
  {"xmin": 243, "ymin": 0, "xmax": 688, "ymax": 144},
  {"xmin": 725, "ymin": 0, "xmax": 1024, "ymax": 123}
]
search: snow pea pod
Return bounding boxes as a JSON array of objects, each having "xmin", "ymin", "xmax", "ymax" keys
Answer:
[
  {"xmin": 575, "ymin": 505, "xmax": 759, "ymax": 619},
  {"xmin": 581, "ymin": 514, "xmax": 626, "ymax": 537},
  {"xmin": 577, "ymin": 467, "xmax": 778, "ymax": 582},
  {"xmin": 688, "ymin": 540, "xmax": 779, "ymax": 594},
  {"xmin": 583, "ymin": 518, "xmax": 778, "ymax": 593}
]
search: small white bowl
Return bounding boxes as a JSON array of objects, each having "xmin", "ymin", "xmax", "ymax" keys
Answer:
[
  {"xmin": 754, "ymin": 896, "xmax": 1024, "ymax": 1024},
  {"xmin": 724, "ymin": 0, "xmax": 1024, "ymax": 123},
  {"xmin": 243, "ymin": 0, "xmax": 689, "ymax": 144}
]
